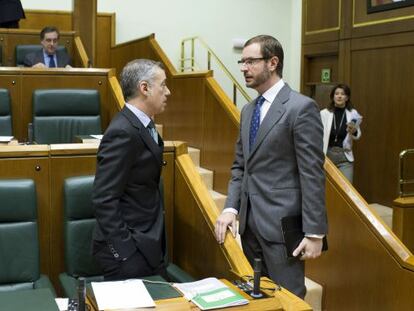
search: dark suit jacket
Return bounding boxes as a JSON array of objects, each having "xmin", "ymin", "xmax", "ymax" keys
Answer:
[
  {"xmin": 225, "ymin": 83, "xmax": 328, "ymax": 242},
  {"xmin": 92, "ymin": 107, "xmax": 165, "ymax": 269},
  {"xmin": 0, "ymin": 0, "xmax": 25, "ymax": 24},
  {"xmin": 23, "ymin": 49, "xmax": 71, "ymax": 68}
]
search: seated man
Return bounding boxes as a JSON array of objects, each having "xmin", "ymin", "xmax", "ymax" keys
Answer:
[{"xmin": 24, "ymin": 26, "xmax": 71, "ymax": 68}]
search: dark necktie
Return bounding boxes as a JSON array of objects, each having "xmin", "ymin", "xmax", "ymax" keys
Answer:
[
  {"xmin": 48, "ymin": 55, "xmax": 56, "ymax": 68},
  {"xmin": 147, "ymin": 120, "xmax": 158, "ymax": 144},
  {"xmin": 249, "ymin": 95, "xmax": 265, "ymax": 152}
]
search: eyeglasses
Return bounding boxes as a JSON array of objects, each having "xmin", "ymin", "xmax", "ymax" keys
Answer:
[{"xmin": 237, "ymin": 57, "xmax": 268, "ymax": 68}]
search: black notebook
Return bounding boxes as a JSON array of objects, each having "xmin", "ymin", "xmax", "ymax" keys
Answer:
[{"xmin": 281, "ymin": 215, "xmax": 328, "ymax": 258}]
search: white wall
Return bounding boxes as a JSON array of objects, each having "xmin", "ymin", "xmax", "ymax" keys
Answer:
[
  {"xmin": 21, "ymin": 0, "xmax": 72, "ymax": 11},
  {"xmin": 21, "ymin": 0, "xmax": 302, "ymax": 106}
]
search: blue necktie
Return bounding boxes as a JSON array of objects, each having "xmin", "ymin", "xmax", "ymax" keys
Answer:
[
  {"xmin": 48, "ymin": 55, "xmax": 56, "ymax": 68},
  {"xmin": 147, "ymin": 121, "xmax": 158, "ymax": 144},
  {"xmin": 249, "ymin": 95, "xmax": 265, "ymax": 152}
]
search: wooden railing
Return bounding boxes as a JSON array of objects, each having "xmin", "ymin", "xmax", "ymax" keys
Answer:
[{"xmin": 306, "ymin": 158, "xmax": 414, "ymax": 310}]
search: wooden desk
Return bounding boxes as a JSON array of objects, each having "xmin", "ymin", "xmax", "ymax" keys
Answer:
[{"xmin": 87, "ymin": 279, "xmax": 284, "ymax": 311}]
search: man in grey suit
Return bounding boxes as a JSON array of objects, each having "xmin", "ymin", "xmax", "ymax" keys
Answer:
[
  {"xmin": 23, "ymin": 26, "xmax": 71, "ymax": 68},
  {"xmin": 215, "ymin": 35, "xmax": 327, "ymax": 298}
]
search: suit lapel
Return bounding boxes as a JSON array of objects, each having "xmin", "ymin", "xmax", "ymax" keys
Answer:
[
  {"xmin": 121, "ymin": 108, "xmax": 163, "ymax": 165},
  {"xmin": 248, "ymin": 84, "xmax": 290, "ymax": 158}
]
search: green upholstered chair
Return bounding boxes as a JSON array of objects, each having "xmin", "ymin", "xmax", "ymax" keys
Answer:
[
  {"xmin": 0, "ymin": 179, "xmax": 55, "ymax": 294},
  {"xmin": 59, "ymin": 176, "xmax": 104, "ymax": 298},
  {"xmin": 32, "ymin": 89, "xmax": 102, "ymax": 144},
  {"xmin": 15, "ymin": 45, "xmax": 67, "ymax": 66},
  {"xmin": 60, "ymin": 176, "xmax": 194, "ymax": 298},
  {"xmin": 0, "ymin": 88, "xmax": 12, "ymax": 136}
]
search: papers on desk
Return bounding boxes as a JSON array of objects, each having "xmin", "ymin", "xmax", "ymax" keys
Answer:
[
  {"xmin": 91, "ymin": 279, "xmax": 155, "ymax": 310},
  {"xmin": 0, "ymin": 136, "xmax": 13, "ymax": 142},
  {"xmin": 174, "ymin": 277, "xmax": 249, "ymax": 310},
  {"xmin": 90, "ymin": 134, "xmax": 103, "ymax": 140}
]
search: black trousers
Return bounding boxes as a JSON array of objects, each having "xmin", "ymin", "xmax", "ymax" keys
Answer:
[{"xmin": 93, "ymin": 241, "xmax": 167, "ymax": 281}]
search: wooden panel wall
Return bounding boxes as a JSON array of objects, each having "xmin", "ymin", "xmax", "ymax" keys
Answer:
[
  {"xmin": 302, "ymin": 0, "xmax": 414, "ymax": 206},
  {"xmin": 73, "ymin": 0, "xmax": 97, "ymax": 65},
  {"xmin": 19, "ymin": 10, "xmax": 72, "ymax": 30},
  {"xmin": 0, "ymin": 68, "xmax": 112, "ymax": 142}
]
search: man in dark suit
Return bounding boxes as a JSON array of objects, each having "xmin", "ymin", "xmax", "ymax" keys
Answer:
[
  {"xmin": 215, "ymin": 35, "xmax": 327, "ymax": 298},
  {"xmin": 23, "ymin": 26, "xmax": 71, "ymax": 68},
  {"xmin": 0, "ymin": 0, "xmax": 25, "ymax": 28},
  {"xmin": 92, "ymin": 59, "xmax": 171, "ymax": 280}
]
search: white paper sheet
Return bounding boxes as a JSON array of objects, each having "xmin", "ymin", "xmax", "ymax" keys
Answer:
[
  {"xmin": 0, "ymin": 136, "xmax": 13, "ymax": 142},
  {"xmin": 92, "ymin": 279, "xmax": 155, "ymax": 310}
]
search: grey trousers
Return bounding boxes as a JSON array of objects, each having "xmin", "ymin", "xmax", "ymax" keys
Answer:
[{"xmin": 241, "ymin": 210, "xmax": 306, "ymax": 299}]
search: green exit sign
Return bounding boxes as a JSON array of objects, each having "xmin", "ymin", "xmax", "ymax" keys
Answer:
[{"xmin": 321, "ymin": 68, "xmax": 331, "ymax": 83}]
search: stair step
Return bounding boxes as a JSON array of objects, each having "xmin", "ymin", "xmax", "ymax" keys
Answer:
[
  {"xmin": 187, "ymin": 147, "xmax": 200, "ymax": 166},
  {"xmin": 304, "ymin": 277, "xmax": 323, "ymax": 311},
  {"xmin": 197, "ymin": 166, "xmax": 213, "ymax": 189},
  {"xmin": 370, "ymin": 203, "xmax": 393, "ymax": 229},
  {"xmin": 155, "ymin": 124, "xmax": 163, "ymax": 137},
  {"xmin": 209, "ymin": 190, "xmax": 226, "ymax": 211}
]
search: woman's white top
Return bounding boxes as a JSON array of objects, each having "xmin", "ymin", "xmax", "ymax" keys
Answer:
[{"xmin": 320, "ymin": 108, "xmax": 362, "ymax": 162}]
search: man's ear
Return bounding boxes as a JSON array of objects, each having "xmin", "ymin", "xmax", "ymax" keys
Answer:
[
  {"xmin": 269, "ymin": 56, "xmax": 279, "ymax": 73},
  {"xmin": 139, "ymin": 81, "xmax": 150, "ymax": 96}
]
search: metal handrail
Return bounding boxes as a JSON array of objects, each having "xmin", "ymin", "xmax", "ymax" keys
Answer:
[
  {"xmin": 180, "ymin": 36, "xmax": 251, "ymax": 105},
  {"xmin": 398, "ymin": 148, "xmax": 414, "ymax": 197}
]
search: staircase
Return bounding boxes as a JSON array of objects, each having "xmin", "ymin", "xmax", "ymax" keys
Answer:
[
  {"xmin": 370, "ymin": 203, "xmax": 393, "ymax": 229},
  {"xmin": 156, "ymin": 123, "xmax": 325, "ymax": 311}
]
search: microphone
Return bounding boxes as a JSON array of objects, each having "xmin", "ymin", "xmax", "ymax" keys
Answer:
[
  {"xmin": 77, "ymin": 277, "xmax": 86, "ymax": 311},
  {"xmin": 27, "ymin": 123, "xmax": 34, "ymax": 145},
  {"xmin": 250, "ymin": 258, "xmax": 263, "ymax": 298}
]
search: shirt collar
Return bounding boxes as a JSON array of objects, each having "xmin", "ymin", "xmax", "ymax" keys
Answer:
[
  {"xmin": 125, "ymin": 103, "xmax": 152, "ymax": 127},
  {"xmin": 261, "ymin": 79, "xmax": 285, "ymax": 104}
]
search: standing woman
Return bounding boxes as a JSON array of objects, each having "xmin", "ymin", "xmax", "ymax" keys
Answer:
[{"xmin": 320, "ymin": 84, "xmax": 362, "ymax": 183}]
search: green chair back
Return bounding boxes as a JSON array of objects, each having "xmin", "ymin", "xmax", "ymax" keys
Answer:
[
  {"xmin": 0, "ymin": 179, "xmax": 54, "ymax": 294},
  {"xmin": 32, "ymin": 89, "xmax": 101, "ymax": 144},
  {"xmin": 0, "ymin": 89, "xmax": 12, "ymax": 136}
]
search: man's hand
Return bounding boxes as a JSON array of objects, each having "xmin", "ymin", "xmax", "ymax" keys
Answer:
[
  {"xmin": 32, "ymin": 63, "xmax": 47, "ymax": 68},
  {"xmin": 292, "ymin": 237, "xmax": 323, "ymax": 260},
  {"xmin": 214, "ymin": 212, "xmax": 237, "ymax": 244}
]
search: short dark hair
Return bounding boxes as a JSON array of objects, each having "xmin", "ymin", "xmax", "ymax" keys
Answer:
[
  {"xmin": 40, "ymin": 26, "xmax": 60, "ymax": 40},
  {"xmin": 120, "ymin": 59, "xmax": 165, "ymax": 101},
  {"xmin": 244, "ymin": 35, "xmax": 284, "ymax": 77},
  {"xmin": 329, "ymin": 84, "xmax": 353, "ymax": 111}
]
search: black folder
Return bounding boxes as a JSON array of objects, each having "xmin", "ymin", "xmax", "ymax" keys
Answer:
[{"xmin": 281, "ymin": 215, "xmax": 328, "ymax": 258}]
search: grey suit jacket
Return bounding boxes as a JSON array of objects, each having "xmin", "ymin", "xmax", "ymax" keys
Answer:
[
  {"xmin": 225, "ymin": 84, "xmax": 327, "ymax": 243},
  {"xmin": 23, "ymin": 49, "xmax": 71, "ymax": 67}
]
